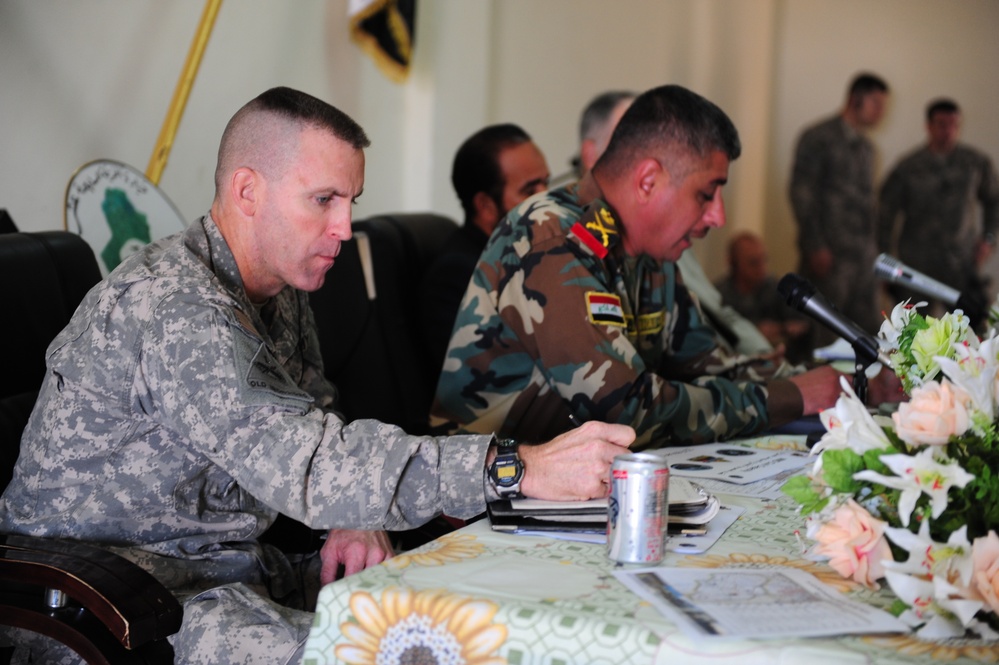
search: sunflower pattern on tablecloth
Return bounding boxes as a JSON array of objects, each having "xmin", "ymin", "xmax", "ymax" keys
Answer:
[
  {"xmin": 384, "ymin": 532, "xmax": 485, "ymax": 569},
  {"xmin": 335, "ymin": 587, "xmax": 507, "ymax": 665}
]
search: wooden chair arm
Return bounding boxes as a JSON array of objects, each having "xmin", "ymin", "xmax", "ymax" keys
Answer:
[{"xmin": 0, "ymin": 534, "xmax": 181, "ymax": 654}]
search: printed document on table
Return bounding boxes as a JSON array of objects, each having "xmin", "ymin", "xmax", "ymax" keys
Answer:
[
  {"xmin": 691, "ymin": 466, "xmax": 806, "ymax": 500},
  {"xmin": 646, "ymin": 441, "xmax": 811, "ymax": 485},
  {"xmin": 613, "ymin": 567, "xmax": 907, "ymax": 639}
]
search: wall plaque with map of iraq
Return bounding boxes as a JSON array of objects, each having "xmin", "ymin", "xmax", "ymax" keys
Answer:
[{"xmin": 65, "ymin": 159, "xmax": 187, "ymax": 276}]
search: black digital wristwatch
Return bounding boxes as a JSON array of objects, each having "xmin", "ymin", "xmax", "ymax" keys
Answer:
[{"xmin": 487, "ymin": 438, "xmax": 524, "ymax": 499}]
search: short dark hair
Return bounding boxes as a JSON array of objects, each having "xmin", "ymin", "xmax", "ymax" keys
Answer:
[
  {"xmin": 847, "ymin": 73, "xmax": 889, "ymax": 101},
  {"xmin": 215, "ymin": 87, "xmax": 369, "ymax": 192},
  {"xmin": 595, "ymin": 84, "xmax": 741, "ymax": 178},
  {"xmin": 579, "ymin": 91, "xmax": 636, "ymax": 143},
  {"xmin": 247, "ymin": 86, "xmax": 369, "ymax": 149},
  {"xmin": 926, "ymin": 97, "xmax": 960, "ymax": 121},
  {"xmin": 451, "ymin": 124, "xmax": 532, "ymax": 220}
]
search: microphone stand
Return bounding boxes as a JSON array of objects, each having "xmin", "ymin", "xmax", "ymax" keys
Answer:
[{"xmin": 851, "ymin": 350, "xmax": 874, "ymax": 404}]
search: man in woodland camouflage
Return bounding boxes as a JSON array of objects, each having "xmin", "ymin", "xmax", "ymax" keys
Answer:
[
  {"xmin": 0, "ymin": 87, "xmax": 633, "ymax": 664},
  {"xmin": 431, "ymin": 85, "xmax": 843, "ymax": 450}
]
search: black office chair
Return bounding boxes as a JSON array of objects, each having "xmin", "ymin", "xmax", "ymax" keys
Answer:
[
  {"xmin": 307, "ymin": 212, "xmax": 462, "ymax": 550},
  {"xmin": 310, "ymin": 212, "xmax": 458, "ymax": 434},
  {"xmin": 0, "ymin": 231, "xmax": 181, "ymax": 664}
]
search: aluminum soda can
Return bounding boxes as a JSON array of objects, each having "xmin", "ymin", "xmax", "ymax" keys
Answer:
[{"xmin": 607, "ymin": 452, "xmax": 670, "ymax": 564}]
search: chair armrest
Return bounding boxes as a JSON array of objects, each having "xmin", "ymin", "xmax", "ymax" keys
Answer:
[{"xmin": 0, "ymin": 534, "xmax": 182, "ymax": 650}]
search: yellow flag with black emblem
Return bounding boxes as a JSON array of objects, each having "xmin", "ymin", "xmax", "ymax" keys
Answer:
[{"xmin": 349, "ymin": 0, "xmax": 416, "ymax": 83}]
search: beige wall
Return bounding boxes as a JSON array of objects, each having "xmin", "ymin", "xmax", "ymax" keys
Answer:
[{"xmin": 2, "ymin": 0, "xmax": 998, "ymax": 286}]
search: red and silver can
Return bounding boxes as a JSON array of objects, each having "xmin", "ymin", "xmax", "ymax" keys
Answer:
[{"xmin": 607, "ymin": 452, "xmax": 670, "ymax": 564}]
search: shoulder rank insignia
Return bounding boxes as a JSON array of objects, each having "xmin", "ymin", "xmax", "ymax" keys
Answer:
[
  {"xmin": 586, "ymin": 291, "xmax": 626, "ymax": 327},
  {"xmin": 570, "ymin": 201, "xmax": 620, "ymax": 259}
]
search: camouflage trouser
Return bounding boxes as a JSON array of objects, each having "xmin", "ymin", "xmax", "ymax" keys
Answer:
[
  {"xmin": 172, "ymin": 582, "xmax": 314, "ymax": 664},
  {"xmin": 1, "ymin": 553, "xmax": 323, "ymax": 664}
]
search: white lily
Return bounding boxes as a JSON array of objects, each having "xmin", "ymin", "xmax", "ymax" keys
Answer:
[
  {"xmin": 853, "ymin": 448, "xmax": 975, "ymax": 527},
  {"xmin": 879, "ymin": 299, "xmax": 927, "ymax": 349},
  {"xmin": 883, "ymin": 522, "xmax": 974, "ymax": 587},
  {"xmin": 812, "ymin": 377, "xmax": 891, "ymax": 460},
  {"xmin": 886, "ymin": 570, "xmax": 985, "ymax": 639}
]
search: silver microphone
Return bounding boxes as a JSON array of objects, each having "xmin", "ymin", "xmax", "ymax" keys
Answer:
[{"xmin": 873, "ymin": 253, "xmax": 961, "ymax": 305}]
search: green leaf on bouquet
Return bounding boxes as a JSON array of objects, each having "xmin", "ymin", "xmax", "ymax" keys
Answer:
[
  {"xmin": 888, "ymin": 599, "xmax": 909, "ymax": 618},
  {"xmin": 862, "ymin": 448, "xmax": 890, "ymax": 475},
  {"xmin": 822, "ymin": 449, "xmax": 864, "ymax": 493},
  {"xmin": 781, "ymin": 475, "xmax": 827, "ymax": 515}
]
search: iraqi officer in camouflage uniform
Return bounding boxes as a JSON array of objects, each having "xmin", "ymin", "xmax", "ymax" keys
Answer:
[
  {"xmin": 0, "ymin": 87, "xmax": 634, "ymax": 664},
  {"xmin": 789, "ymin": 73, "xmax": 889, "ymax": 347},
  {"xmin": 431, "ymin": 85, "xmax": 843, "ymax": 450},
  {"xmin": 879, "ymin": 98, "xmax": 999, "ymax": 318}
]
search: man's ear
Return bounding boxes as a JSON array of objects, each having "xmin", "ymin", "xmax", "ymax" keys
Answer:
[
  {"xmin": 634, "ymin": 158, "xmax": 665, "ymax": 203},
  {"xmin": 472, "ymin": 191, "xmax": 499, "ymax": 232},
  {"xmin": 230, "ymin": 167, "xmax": 258, "ymax": 216},
  {"xmin": 580, "ymin": 139, "xmax": 598, "ymax": 174}
]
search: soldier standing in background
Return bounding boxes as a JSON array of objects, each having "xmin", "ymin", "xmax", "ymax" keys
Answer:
[
  {"xmin": 878, "ymin": 98, "xmax": 999, "ymax": 318},
  {"xmin": 789, "ymin": 73, "xmax": 889, "ymax": 346}
]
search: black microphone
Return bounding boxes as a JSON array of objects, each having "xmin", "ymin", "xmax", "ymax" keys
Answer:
[
  {"xmin": 777, "ymin": 273, "xmax": 892, "ymax": 368},
  {"xmin": 873, "ymin": 253, "xmax": 961, "ymax": 306}
]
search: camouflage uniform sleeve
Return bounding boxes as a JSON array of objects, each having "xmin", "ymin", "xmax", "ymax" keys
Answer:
[
  {"xmin": 878, "ymin": 160, "xmax": 906, "ymax": 254},
  {"xmin": 789, "ymin": 125, "xmax": 830, "ymax": 255},
  {"xmin": 143, "ymin": 291, "xmax": 491, "ymax": 529}
]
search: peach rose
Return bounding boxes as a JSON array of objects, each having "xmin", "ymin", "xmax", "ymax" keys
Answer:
[
  {"xmin": 970, "ymin": 531, "xmax": 999, "ymax": 614},
  {"xmin": 810, "ymin": 500, "xmax": 893, "ymax": 589},
  {"xmin": 892, "ymin": 380, "xmax": 971, "ymax": 446}
]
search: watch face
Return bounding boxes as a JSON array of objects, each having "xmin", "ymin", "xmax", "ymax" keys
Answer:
[
  {"xmin": 490, "ymin": 450, "xmax": 523, "ymax": 494},
  {"xmin": 494, "ymin": 461, "xmax": 520, "ymax": 486}
]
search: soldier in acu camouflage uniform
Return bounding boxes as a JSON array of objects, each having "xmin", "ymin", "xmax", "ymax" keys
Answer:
[
  {"xmin": 789, "ymin": 73, "xmax": 889, "ymax": 347},
  {"xmin": 878, "ymin": 98, "xmax": 999, "ymax": 320},
  {"xmin": 431, "ymin": 85, "xmax": 844, "ymax": 450},
  {"xmin": 0, "ymin": 87, "xmax": 634, "ymax": 664}
]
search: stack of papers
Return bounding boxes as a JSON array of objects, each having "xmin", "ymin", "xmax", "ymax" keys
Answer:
[
  {"xmin": 487, "ymin": 477, "xmax": 741, "ymax": 553},
  {"xmin": 488, "ymin": 477, "xmax": 716, "ymax": 533},
  {"xmin": 488, "ymin": 437, "xmax": 814, "ymax": 552}
]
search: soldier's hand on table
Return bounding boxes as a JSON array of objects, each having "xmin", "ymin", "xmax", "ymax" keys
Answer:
[
  {"xmin": 518, "ymin": 421, "xmax": 635, "ymax": 501},
  {"xmin": 868, "ymin": 365, "xmax": 906, "ymax": 405},
  {"xmin": 320, "ymin": 528, "xmax": 394, "ymax": 584},
  {"xmin": 788, "ymin": 363, "xmax": 848, "ymax": 415}
]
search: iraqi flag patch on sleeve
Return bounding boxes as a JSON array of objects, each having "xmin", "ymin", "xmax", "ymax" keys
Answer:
[{"xmin": 586, "ymin": 291, "xmax": 626, "ymax": 327}]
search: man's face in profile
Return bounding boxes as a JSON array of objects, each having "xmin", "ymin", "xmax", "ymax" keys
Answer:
[
  {"xmin": 253, "ymin": 127, "xmax": 364, "ymax": 297},
  {"xmin": 622, "ymin": 150, "xmax": 730, "ymax": 263},
  {"xmin": 493, "ymin": 141, "xmax": 550, "ymax": 220},
  {"xmin": 855, "ymin": 90, "xmax": 887, "ymax": 129},
  {"xmin": 733, "ymin": 238, "xmax": 769, "ymax": 290}
]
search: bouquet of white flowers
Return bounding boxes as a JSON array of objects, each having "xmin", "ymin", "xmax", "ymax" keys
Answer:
[{"xmin": 783, "ymin": 300, "xmax": 999, "ymax": 639}]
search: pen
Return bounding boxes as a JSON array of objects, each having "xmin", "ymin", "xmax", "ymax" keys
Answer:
[{"xmin": 568, "ymin": 413, "xmax": 583, "ymax": 427}]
